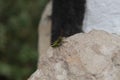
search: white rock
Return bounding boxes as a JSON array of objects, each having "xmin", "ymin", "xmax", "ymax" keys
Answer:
[
  {"xmin": 28, "ymin": 30, "xmax": 120, "ymax": 80},
  {"xmin": 83, "ymin": 0, "xmax": 120, "ymax": 35}
]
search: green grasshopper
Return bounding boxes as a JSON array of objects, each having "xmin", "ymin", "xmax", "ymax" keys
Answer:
[{"xmin": 51, "ymin": 36, "xmax": 63, "ymax": 48}]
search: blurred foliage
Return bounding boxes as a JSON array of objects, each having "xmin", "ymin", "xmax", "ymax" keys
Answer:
[{"xmin": 0, "ymin": 0, "xmax": 48, "ymax": 80}]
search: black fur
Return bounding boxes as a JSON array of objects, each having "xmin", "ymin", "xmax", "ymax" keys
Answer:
[{"xmin": 51, "ymin": 0, "xmax": 86, "ymax": 44}]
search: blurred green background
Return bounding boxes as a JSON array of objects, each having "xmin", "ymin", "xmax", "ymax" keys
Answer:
[{"xmin": 0, "ymin": 0, "xmax": 48, "ymax": 80}]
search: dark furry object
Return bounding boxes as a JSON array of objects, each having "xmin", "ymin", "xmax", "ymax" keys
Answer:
[{"xmin": 51, "ymin": 0, "xmax": 86, "ymax": 44}]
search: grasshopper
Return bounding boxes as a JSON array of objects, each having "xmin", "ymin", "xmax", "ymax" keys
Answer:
[{"xmin": 51, "ymin": 36, "xmax": 63, "ymax": 48}]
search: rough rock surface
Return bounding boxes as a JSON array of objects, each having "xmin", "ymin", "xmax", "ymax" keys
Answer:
[{"xmin": 28, "ymin": 30, "xmax": 120, "ymax": 80}]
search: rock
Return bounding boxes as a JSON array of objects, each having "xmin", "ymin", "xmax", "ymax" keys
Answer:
[
  {"xmin": 28, "ymin": 30, "xmax": 120, "ymax": 80},
  {"xmin": 83, "ymin": 0, "xmax": 120, "ymax": 35},
  {"xmin": 38, "ymin": 1, "xmax": 52, "ymax": 59}
]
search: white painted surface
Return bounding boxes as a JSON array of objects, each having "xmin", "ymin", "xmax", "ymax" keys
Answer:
[{"xmin": 83, "ymin": 0, "xmax": 120, "ymax": 35}]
